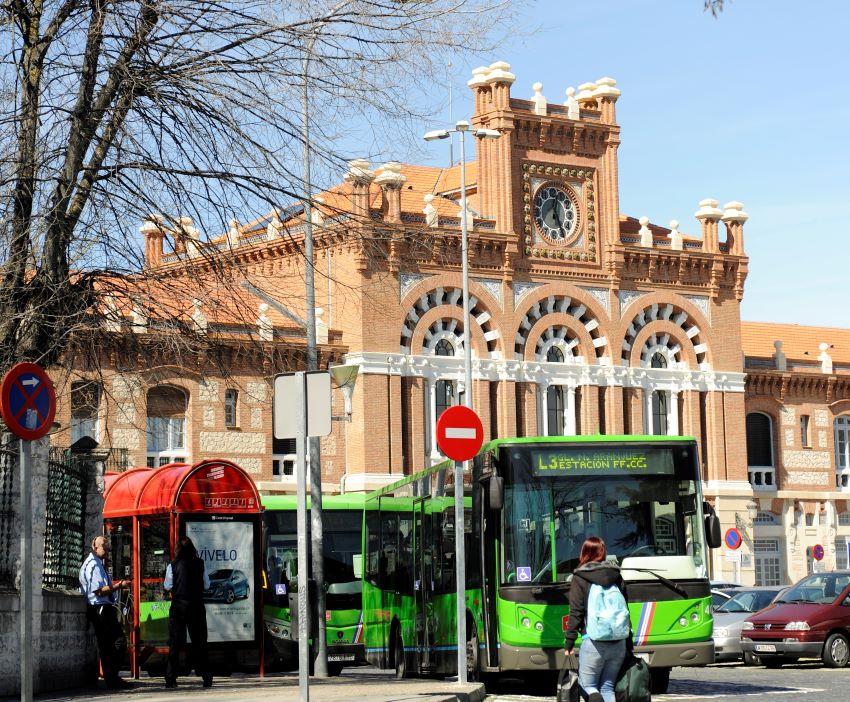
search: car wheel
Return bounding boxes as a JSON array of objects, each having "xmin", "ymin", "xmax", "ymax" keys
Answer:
[
  {"xmin": 225, "ymin": 588, "xmax": 236, "ymax": 604},
  {"xmin": 823, "ymin": 632, "xmax": 850, "ymax": 668},
  {"xmin": 650, "ymin": 666, "xmax": 670, "ymax": 694},
  {"xmin": 743, "ymin": 651, "xmax": 761, "ymax": 666},
  {"xmin": 393, "ymin": 627, "xmax": 407, "ymax": 679}
]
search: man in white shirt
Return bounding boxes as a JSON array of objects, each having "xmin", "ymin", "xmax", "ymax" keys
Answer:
[{"xmin": 79, "ymin": 535, "xmax": 132, "ymax": 689}]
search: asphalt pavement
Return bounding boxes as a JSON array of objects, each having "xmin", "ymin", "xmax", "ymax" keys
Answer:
[{"xmin": 3, "ymin": 668, "xmax": 485, "ymax": 702}]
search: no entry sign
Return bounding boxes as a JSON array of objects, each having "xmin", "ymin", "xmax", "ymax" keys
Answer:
[
  {"xmin": 724, "ymin": 527, "xmax": 742, "ymax": 551},
  {"xmin": 0, "ymin": 363, "xmax": 56, "ymax": 441},
  {"xmin": 436, "ymin": 405, "xmax": 484, "ymax": 462}
]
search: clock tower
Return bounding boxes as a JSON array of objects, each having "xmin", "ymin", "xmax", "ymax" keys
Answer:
[{"xmin": 469, "ymin": 62, "xmax": 621, "ymax": 271}]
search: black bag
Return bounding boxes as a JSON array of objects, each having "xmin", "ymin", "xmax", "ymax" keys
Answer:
[
  {"xmin": 557, "ymin": 652, "xmax": 581, "ymax": 702},
  {"xmin": 615, "ymin": 653, "xmax": 651, "ymax": 702}
]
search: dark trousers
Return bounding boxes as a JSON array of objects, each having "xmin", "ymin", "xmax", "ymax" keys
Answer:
[
  {"xmin": 87, "ymin": 604, "xmax": 126, "ymax": 683},
  {"xmin": 166, "ymin": 599, "xmax": 210, "ymax": 682}
]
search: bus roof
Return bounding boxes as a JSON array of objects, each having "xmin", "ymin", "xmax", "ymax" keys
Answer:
[{"xmin": 261, "ymin": 493, "xmax": 366, "ymax": 511}]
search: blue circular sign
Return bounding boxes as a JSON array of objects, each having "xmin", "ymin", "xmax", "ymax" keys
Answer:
[
  {"xmin": 813, "ymin": 544, "xmax": 825, "ymax": 561},
  {"xmin": 724, "ymin": 527, "xmax": 742, "ymax": 550},
  {"xmin": 0, "ymin": 363, "xmax": 56, "ymax": 441}
]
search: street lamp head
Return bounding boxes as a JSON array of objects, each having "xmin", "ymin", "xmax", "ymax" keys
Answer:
[
  {"xmin": 424, "ymin": 129, "xmax": 450, "ymax": 141},
  {"xmin": 455, "ymin": 120, "xmax": 470, "ymax": 132},
  {"xmin": 474, "ymin": 128, "xmax": 501, "ymax": 140}
]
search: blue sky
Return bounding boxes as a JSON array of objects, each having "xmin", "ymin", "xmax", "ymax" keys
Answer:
[{"xmin": 413, "ymin": 1, "xmax": 850, "ymax": 328}]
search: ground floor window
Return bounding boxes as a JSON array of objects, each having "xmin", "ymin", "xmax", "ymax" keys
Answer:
[{"xmin": 754, "ymin": 539, "xmax": 782, "ymax": 586}]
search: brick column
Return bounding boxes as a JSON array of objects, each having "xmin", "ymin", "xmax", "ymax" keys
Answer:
[
  {"xmin": 704, "ymin": 391, "xmax": 728, "ymax": 482},
  {"xmin": 387, "ymin": 374, "xmax": 403, "ymax": 474},
  {"xmin": 496, "ymin": 380, "xmax": 517, "ymax": 439},
  {"xmin": 606, "ymin": 386, "xmax": 625, "ymax": 435},
  {"xmin": 581, "ymin": 385, "xmax": 600, "ymax": 435},
  {"xmin": 723, "ymin": 391, "xmax": 748, "ymax": 482}
]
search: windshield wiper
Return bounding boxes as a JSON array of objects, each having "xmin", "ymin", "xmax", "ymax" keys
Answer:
[{"xmin": 623, "ymin": 566, "xmax": 688, "ymax": 599}]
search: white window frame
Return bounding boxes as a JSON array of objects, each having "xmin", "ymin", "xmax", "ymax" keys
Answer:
[
  {"xmin": 747, "ymin": 412, "xmax": 776, "ymax": 491},
  {"xmin": 146, "ymin": 387, "xmax": 189, "ymax": 467},
  {"xmin": 835, "ymin": 416, "xmax": 850, "ymax": 489}
]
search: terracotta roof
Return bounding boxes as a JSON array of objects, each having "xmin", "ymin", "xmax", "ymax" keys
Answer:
[{"xmin": 742, "ymin": 321, "xmax": 850, "ymax": 366}]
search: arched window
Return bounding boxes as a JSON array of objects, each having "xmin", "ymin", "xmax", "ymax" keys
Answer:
[
  {"xmin": 746, "ymin": 412, "xmax": 775, "ymax": 489},
  {"xmin": 836, "ymin": 416, "xmax": 850, "ymax": 488},
  {"xmin": 547, "ymin": 346, "xmax": 564, "ymax": 363},
  {"xmin": 71, "ymin": 380, "xmax": 101, "ymax": 444},
  {"xmin": 547, "ymin": 386, "xmax": 565, "ymax": 436},
  {"xmin": 435, "ymin": 339, "xmax": 454, "ymax": 357},
  {"xmin": 650, "ymin": 352, "xmax": 669, "ymax": 435},
  {"xmin": 147, "ymin": 386, "xmax": 188, "ymax": 468}
]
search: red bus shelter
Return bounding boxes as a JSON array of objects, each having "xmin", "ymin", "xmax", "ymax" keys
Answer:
[{"xmin": 102, "ymin": 459, "xmax": 263, "ymax": 678}]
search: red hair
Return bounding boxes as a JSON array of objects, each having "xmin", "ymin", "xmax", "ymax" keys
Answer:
[{"xmin": 578, "ymin": 536, "xmax": 606, "ymax": 567}]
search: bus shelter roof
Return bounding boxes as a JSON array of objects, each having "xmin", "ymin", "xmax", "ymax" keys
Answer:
[{"xmin": 103, "ymin": 459, "xmax": 261, "ymax": 518}]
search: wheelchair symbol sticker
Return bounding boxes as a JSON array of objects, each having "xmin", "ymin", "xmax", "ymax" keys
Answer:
[
  {"xmin": 517, "ymin": 567, "xmax": 531, "ymax": 582},
  {"xmin": 275, "ymin": 584, "xmax": 287, "ymax": 595}
]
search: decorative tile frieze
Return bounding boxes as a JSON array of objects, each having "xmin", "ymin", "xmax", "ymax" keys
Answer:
[
  {"xmin": 513, "ymin": 281, "xmax": 542, "ymax": 308},
  {"xmin": 683, "ymin": 294, "xmax": 710, "ymax": 322},
  {"xmin": 618, "ymin": 290, "xmax": 648, "ymax": 316},
  {"xmin": 781, "ymin": 407, "xmax": 796, "ymax": 426},
  {"xmin": 580, "ymin": 286, "xmax": 609, "ymax": 316},
  {"xmin": 784, "ymin": 471, "xmax": 830, "ymax": 486},
  {"xmin": 400, "ymin": 272, "xmax": 430, "ymax": 301},
  {"xmin": 783, "ymin": 450, "xmax": 831, "ymax": 469},
  {"xmin": 472, "ymin": 278, "xmax": 503, "ymax": 309}
]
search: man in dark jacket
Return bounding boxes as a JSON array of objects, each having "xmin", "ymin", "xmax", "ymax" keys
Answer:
[
  {"xmin": 164, "ymin": 537, "xmax": 211, "ymax": 688},
  {"xmin": 564, "ymin": 537, "xmax": 629, "ymax": 702}
]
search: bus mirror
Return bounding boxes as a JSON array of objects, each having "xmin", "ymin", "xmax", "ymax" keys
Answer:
[
  {"xmin": 488, "ymin": 476, "xmax": 504, "ymax": 511},
  {"xmin": 703, "ymin": 501, "xmax": 721, "ymax": 548}
]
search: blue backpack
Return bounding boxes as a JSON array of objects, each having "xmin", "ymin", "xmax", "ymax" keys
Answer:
[{"xmin": 586, "ymin": 582, "xmax": 630, "ymax": 641}]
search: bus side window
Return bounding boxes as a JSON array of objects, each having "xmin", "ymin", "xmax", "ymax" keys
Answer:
[{"xmin": 365, "ymin": 510, "xmax": 381, "ymax": 586}]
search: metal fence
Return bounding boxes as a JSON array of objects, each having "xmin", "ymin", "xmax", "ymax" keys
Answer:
[
  {"xmin": 0, "ymin": 441, "xmax": 15, "ymax": 590},
  {"xmin": 105, "ymin": 447, "xmax": 132, "ymax": 473},
  {"xmin": 43, "ymin": 448, "xmax": 88, "ymax": 589}
]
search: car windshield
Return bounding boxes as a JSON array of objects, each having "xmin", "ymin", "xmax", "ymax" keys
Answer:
[
  {"xmin": 210, "ymin": 569, "xmax": 233, "ymax": 579},
  {"xmin": 779, "ymin": 573, "xmax": 850, "ymax": 604},
  {"xmin": 716, "ymin": 589, "xmax": 780, "ymax": 613}
]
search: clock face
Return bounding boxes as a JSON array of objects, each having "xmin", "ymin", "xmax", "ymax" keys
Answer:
[{"xmin": 533, "ymin": 185, "xmax": 577, "ymax": 243}]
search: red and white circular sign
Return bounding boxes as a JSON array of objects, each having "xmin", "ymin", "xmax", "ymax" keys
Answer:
[{"xmin": 436, "ymin": 405, "xmax": 484, "ymax": 462}]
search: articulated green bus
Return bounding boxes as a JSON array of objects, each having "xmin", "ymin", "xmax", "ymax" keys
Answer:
[
  {"xmin": 362, "ymin": 436, "xmax": 721, "ymax": 693},
  {"xmin": 261, "ymin": 493, "xmax": 367, "ymax": 675}
]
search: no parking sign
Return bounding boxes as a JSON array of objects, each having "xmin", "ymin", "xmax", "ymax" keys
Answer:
[{"xmin": 724, "ymin": 527, "xmax": 742, "ymax": 550}]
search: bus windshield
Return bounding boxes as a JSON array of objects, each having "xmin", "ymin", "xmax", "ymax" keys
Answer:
[{"xmin": 499, "ymin": 442, "xmax": 706, "ymax": 584}]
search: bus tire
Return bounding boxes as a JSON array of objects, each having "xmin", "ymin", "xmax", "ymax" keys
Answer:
[
  {"xmin": 650, "ymin": 666, "xmax": 670, "ymax": 694},
  {"xmin": 466, "ymin": 626, "xmax": 479, "ymax": 682},
  {"xmin": 328, "ymin": 662, "xmax": 344, "ymax": 677},
  {"xmin": 394, "ymin": 628, "xmax": 407, "ymax": 679}
]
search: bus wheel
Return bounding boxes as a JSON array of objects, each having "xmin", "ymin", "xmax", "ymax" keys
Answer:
[
  {"xmin": 327, "ymin": 662, "xmax": 344, "ymax": 677},
  {"xmin": 466, "ymin": 628, "xmax": 479, "ymax": 682},
  {"xmin": 394, "ymin": 629, "xmax": 407, "ymax": 679},
  {"xmin": 650, "ymin": 667, "xmax": 670, "ymax": 694}
]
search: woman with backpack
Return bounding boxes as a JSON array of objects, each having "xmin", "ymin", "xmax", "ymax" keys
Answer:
[{"xmin": 564, "ymin": 536, "xmax": 631, "ymax": 702}]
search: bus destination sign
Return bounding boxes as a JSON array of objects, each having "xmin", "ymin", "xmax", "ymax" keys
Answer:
[{"xmin": 531, "ymin": 447, "xmax": 674, "ymax": 477}]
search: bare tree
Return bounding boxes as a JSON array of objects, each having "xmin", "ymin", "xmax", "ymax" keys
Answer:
[{"xmin": 0, "ymin": 0, "xmax": 521, "ymax": 371}]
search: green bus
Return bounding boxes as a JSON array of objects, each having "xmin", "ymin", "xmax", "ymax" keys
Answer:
[
  {"xmin": 262, "ymin": 493, "xmax": 367, "ymax": 675},
  {"xmin": 362, "ymin": 436, "xmax": 721, "ymax": 693}
]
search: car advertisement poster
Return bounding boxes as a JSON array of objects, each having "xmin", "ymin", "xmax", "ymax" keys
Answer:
[{"xmin": 186, "ymin": 520, "xmax": 255, "ymax": 642}]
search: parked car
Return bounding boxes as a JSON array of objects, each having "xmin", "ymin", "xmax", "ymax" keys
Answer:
[
  {"xmin": 741, "ymin": 570, "xmax": 850, "ymax": 668},
  {"xmin": 711, "ymin": 586, "xmax": 742, "ymax": 611},
  {"xmin": 711, "ymin": 580, "xmax": 744, "ymax": 590},
  {"xmin": 204, "ymin": 568, "xmax": 250, "ymax": 604},
  {"xmin": 713, "ymin": 586, "xmax": 786, "ymax": 663}
]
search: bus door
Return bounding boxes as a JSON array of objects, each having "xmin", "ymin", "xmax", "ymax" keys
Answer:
[{"xmin": 412, "ymin": 497, "xmax": 435, "ymax": 673}]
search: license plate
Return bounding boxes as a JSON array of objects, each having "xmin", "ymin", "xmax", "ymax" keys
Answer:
[
  {"xmin": 327, "ymin": 654, "xmax": 355, "ymax": 662},
  {"xmin": 755, "ymin": 644, "xmax": 776, "ymax": 653},
  {"xmin": 635, "ymin": 653, "xmax": 650, "ymax": 663}
]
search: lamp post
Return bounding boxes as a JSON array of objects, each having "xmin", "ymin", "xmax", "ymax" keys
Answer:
[
  {"xmin": 423, "ymin": 121, "xmax": 500, "ymax": 410},
  {"xmin": 424, "ymin": 120, "xmax": 499, "ymax": 683}
]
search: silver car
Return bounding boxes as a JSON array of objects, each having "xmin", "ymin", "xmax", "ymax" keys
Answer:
[{"xmin": 713, "ymin": 586, "xmax": 786, "ymax": 663}]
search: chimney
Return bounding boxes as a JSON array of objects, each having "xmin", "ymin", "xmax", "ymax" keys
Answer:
[
  {"xmin": 720, "ymin": 201, "xmax": 749, "ymax": 256},
  {"xmin": 375, "ymin": 162, "xmax": 406, "ymax": 223},
  {"xmin": 344, "ymin": 159, "xmax": 375, "ymax": 221},
  {"xmin": 694, "ymin": 198, "xmax": 723, "ymax": 253},
  {"xmin": 140, "ymin": 216, "xmax": 165, "ymax": 268},
  {"xmin": 593, "ymin": 77, "xmax": 621, "ymax": 124}
]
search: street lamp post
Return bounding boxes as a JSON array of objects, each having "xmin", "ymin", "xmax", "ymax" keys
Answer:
[
  {"xmin": 423, "ymin": 121, "xmax": 500, "ymax": 411},
  {"xmin": 424, "ymin": 121, "xmax": 500, "ymax": 683}
]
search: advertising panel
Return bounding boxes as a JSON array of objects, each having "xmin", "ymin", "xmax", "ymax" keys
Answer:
[{"xmin": 186, "ymin": 519, "xmax": 255, "ymax": 642}]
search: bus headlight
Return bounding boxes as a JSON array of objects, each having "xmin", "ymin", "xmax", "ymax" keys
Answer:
[
  {"xmin": 678, "ymin": 617, "xmax": 688, "ymax": 627},
  {"xmin": 535, "ymin": 621, "xmax": 544, "ymax": 632},
  {"xmin": 691, "ymin": 612, "xmax": 700, "ymax": 623},
  {"xmin": 521, "ymin": 617, "xmax": 531, "ymax": 628}
]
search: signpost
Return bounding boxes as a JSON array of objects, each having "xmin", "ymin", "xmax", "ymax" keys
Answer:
[
  {"xmin": 0, "ymin": 363, "xmax": 56, "ymax": 702},
  {"xmin": 436, "ymin": 405, "xmax": 483, "ymax": 684},
  {"xmin": 273, "ymin": 371, "xmax": 331, "ymax": 702}
]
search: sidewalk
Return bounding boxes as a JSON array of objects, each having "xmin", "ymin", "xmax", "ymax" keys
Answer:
[{"xmin": 5, "ymin": 669, "xmax": 486, "ymax": 702}]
